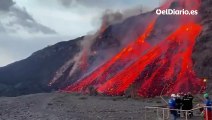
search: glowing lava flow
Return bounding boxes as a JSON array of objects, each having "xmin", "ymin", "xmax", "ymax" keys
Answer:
[
  {"xmin": 138, "ymin": 23, "xmax": 203, "ymax": 97},
  {"xmin": 64, "ymin": 19, "xmax": 157, "ymax": 92},
  {"xmin": 64, "ymin": 0, "xmax": 205, "ymax": 97},
  {"xmin": 64, "ymin": 23, "xmax": 203, "ymax": 97}
]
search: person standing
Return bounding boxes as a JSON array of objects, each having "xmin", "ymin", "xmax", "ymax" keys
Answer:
[
  {"xmin": 175, "ymin": 93, "xmax": 182, "ymax": 117},
  {"xmin": 187, "ymin": 92, "xmax": 194, "ymax": 117},
  {"xmin": 169, "ymin": 94, "xmax": 178, "ymax": 120},
  {"xmin": 203, "ymin": 93, "xmax": 212, "ymax": 120},
  {"xmin": 182, "ymin": 93, "xmax": 190, "ymax": 117}
]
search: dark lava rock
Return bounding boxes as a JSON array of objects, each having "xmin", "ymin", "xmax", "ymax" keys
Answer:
[{"xmin": 193, "ymin": 0, "xmax": 212, "ymax": 92}]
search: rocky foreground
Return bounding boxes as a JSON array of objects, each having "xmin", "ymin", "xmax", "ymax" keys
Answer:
[
  {"xmin": 0, "ymin": 93, "xmax": 209, "ymax": 120},
  {"xmin": 0, "ymin": 93, "xmax": 155, "ymax": 120}
]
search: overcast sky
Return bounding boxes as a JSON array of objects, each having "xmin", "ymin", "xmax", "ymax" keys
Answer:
[{"xmin": 0, "ymin": 0, "xmax": 162, "ymax": 67}]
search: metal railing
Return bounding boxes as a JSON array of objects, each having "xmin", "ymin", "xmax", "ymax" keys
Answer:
[{"xmin": 144, "ymin": 106, "xmax": 212, "ymax": 120}]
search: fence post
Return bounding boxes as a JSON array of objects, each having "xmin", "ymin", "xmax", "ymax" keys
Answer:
[
  {"xmin": 145, "ymin": 107, "xmax": 147, "ymax": 120},
  {"xmin": 167, "ymin": 109, "xmax": 169, "ymax": 119},
  {"xmin": 185, "ymin": 111, "xmax": 188, "ymax": 120},
  {"xmin": 162, "ymin": 109, "xmax": 165, "ymax": 120},
  {"xmin": 206, "ymin": 107, "xmax": 208, "ymax": 120},
  {"xmin": 157, "ymin": 108, "xmax": 159, "ymax": 119}
]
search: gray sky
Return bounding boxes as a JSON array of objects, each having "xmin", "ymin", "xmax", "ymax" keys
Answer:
[{"xmin": 0, "ymin": 0, "xmax": 161, "ymax": 67}]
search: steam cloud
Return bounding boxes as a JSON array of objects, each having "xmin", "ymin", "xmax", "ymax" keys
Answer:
[
  {"xmin": 65, "ymin": 7, "xmax": 144, "ymax": 81},
  {"xmin": 49, "ymin": 0, "xmax": 144, "ymax": 84}
]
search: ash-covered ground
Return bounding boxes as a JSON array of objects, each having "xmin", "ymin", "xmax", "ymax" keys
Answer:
[
  {"xmin": 0, "ymin": 93, "xmax": 157, "ymax": 120},
  {"xmin": 0, "ymin": 93, "xmax": 209, "ymax": 120}
]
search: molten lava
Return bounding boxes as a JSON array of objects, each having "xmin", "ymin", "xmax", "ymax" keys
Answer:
[{"xmin": 63, "ymin": 0, "xmax": 205, "ymax": 97}]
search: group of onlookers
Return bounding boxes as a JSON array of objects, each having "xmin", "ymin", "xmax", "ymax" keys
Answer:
[{"xmin": 168, "ymin": 92, "xmax": 212, "ymax": 120}]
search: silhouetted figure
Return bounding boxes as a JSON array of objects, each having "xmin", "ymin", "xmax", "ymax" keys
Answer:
[
  {"xmin": 175, "ymin": 94, "xmax": 182, "ymax": 117},
  {"xmin": 187, "ymin": 92, "xmax": 194, "ymax": 118},
  {"xmin": 182, "ymin": 94, "xmax": 190, "ymax": 117}
]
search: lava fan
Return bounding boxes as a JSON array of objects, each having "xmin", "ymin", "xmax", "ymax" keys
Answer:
[{"xmin": 63, "ymin": 0, "xmax": 205, "ymax": 97}]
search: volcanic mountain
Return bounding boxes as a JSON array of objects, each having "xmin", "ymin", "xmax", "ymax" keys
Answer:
[{"xmin": 0, "ymin": 0, "xmax": 211, "ymax": 97}]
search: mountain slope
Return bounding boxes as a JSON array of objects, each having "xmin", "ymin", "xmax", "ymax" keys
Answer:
[
  {"xmin": 0, "ymin": 0, "xmax": 211, "ymax": 97},
  {"xmin": 0, "ymin": 37, "xmax": 82, "ymax": 96},
  {"xmin": 0, "ymin": 11, "xmax": 157, "ymax": 97},
  {"xmin": 193, "ymin": 0, "xmax": 212, "ymax": 90}
]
